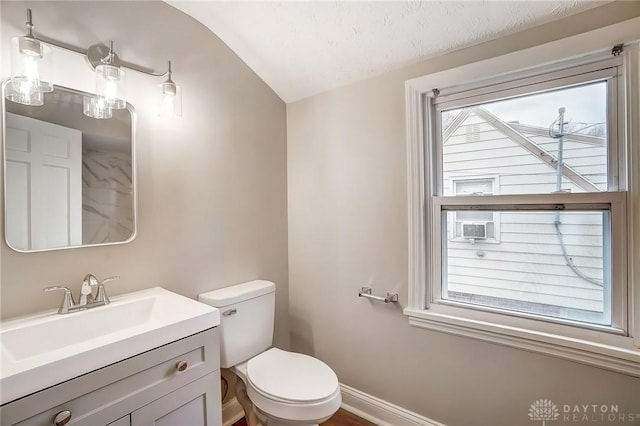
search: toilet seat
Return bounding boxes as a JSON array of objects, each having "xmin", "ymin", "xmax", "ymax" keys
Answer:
[
  {"xmin": 241, "ymin": 348, "xmax": 342, "ymax": 423},
  {"xmin": 248, "ymin": 348, "xmax": 339, "ymax": 402}
]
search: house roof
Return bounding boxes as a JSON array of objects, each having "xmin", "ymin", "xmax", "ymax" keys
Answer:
[{"xmin": 443, "ymin": 107, "xmax": 603, "ymax": 192}]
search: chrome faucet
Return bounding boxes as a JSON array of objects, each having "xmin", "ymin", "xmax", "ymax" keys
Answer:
[
  {"xmin": 79, "ymin": 274, "xmax": 99, "ymax": 305},
  {"xmin": 44, "ymin": 274, "xmax": 120, "ymax": 314}
]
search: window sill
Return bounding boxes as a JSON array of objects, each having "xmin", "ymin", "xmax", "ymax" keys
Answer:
[
  {"xmin": 448, "ymin": 237, "xmax": 500, "ymax": 244},
  {"xmin": 404, "ymin": 307, "xmax": 640, "ymax": 377}
]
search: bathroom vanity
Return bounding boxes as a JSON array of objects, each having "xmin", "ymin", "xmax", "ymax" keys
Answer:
[
  {"xmin": 0, "ymin": 288, "xmax": 222, "ymax": 426},
  {"xmin": 1, "ymin": 329, "xmax": 221, "ymax": 425}
]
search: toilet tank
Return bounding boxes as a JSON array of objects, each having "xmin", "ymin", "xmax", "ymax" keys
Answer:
[{"xmin": 198, "ymin": 280, "xmax": 275, "ymax": 368}]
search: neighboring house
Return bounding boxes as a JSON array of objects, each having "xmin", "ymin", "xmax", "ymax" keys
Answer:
[{"xmin": 442, "ymin": 106, "xmax": 607, "ymax": 323}]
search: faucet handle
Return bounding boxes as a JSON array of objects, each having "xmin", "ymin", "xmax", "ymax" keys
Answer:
[
  {"xmin": 102, "ymin": 276, "xmax": 120, "ymax": 284},
  {"xmin": 43, "ymin": 285, "xmax": 75, "ymax": 314},
  {"xmin": 43, "ymin": 285, "xmax": 69, "ymax": 292},
  {"xmin": 95, "ymin": 276, "xmax": 120, "ymax": 305}
]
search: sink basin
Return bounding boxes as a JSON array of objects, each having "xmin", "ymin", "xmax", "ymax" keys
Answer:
[
  {"xmin": 0, "ymin": 287, "xmax": 220, "ymax": 405},
  {"xmin": 2, "ymin": 297, "xmax": 157, "ymax": 361}
]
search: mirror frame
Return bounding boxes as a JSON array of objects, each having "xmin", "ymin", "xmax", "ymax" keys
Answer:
[{"xmin": 2, "ymin": 81, "xmax": 138, "ymax": 252}]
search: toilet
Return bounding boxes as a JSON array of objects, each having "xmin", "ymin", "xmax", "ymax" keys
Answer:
[{"xmin": 199, "ymin": 280, "xmax": 341, "ymax": 426}]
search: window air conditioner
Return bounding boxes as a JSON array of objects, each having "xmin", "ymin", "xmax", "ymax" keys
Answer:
[{"xmin": 461, "ymin": 222, "xmax": 488, "ymax": 239}]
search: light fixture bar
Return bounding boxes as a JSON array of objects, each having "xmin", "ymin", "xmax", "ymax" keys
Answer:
[
  {"xmin": 45, "ymin": 38, "xmax": 169, "ymax": 78},
  {"xmin": 87, "ymin": 42, "xmax": 120, "ymax": 70},
  {"xmin": 15, "ymin": 9, "xmax": 169, "ymax": 78},
  {"xmin": 7, "ymin": 8, "xmax": 181, "ymax": 118}
]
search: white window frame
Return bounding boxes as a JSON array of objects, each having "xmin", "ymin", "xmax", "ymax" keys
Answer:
[{"xmin": 404, "ymin": 22, "xmax": 640, "ymax": 377}]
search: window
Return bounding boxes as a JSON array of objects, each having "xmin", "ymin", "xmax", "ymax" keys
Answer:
[
  {"xmin": 437, "ymin": 72, "xmax": 617, "ymax": 328},
  {"xmin": 405, "ymin": 36, "xmax": 639, "ymax": 376},
  {"xmin": 449, "ymin": 177, "xmax": 499, "ymax": 241}
]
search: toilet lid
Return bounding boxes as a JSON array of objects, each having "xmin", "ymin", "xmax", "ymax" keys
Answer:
[{"xmin": 247, "ymin": 348, "xmax": 339, "ymax": 403}]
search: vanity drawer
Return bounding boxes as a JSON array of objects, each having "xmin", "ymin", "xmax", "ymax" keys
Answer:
[{"xmin": 1, "ymin": 327, "xmax": 220, "ymax": 426}]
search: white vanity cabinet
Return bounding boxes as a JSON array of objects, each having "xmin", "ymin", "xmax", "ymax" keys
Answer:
[{"xmin": 0, "ymin": 328, "xmax": 222, "ymax": 426}]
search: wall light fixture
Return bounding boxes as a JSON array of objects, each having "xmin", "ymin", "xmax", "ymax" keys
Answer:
[
  {"xmin": 5, "ymin": 9, "xmax": 182, "ymax": 119},
  {"xmin": 6, "ymin": 9, "xmax": 52, "ymax": 105},
  {"xmin": 158, "ymin": 61, "xmax": 182, "ymax": 118},
  {"xmin": 83, "ymin": 95, "xmax": 113, "ymax": 120},
  {"xmin": 89, "ymin": 41, "xmax": 126, "ymax": 111}
]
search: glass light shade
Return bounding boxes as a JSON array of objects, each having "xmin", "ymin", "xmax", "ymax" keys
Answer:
[
  {"xmin": 10, "ymin": 36, "xmax": 53, "ymax": 94},
  {"xmin": 157, "ymin": 81, "xmax": 182, "ymax": 118},
  {"xmin": 83, "ymin": 95, "xmax": 113, "ymax": 119},
  {"xmin": 95, "ymin": 64, "xmax": 126, "ymax": 109},
  {"xmin": 4, "ymin": 81, "xmax": 44, "ymax": 106}
]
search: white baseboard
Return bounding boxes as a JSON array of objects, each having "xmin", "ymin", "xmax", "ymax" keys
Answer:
[
  {"xmin": 340, "ymin": 384, "xmax": 446, "ymax": 426},
  {"xmin": 222, "ymin": 397, "xmax": 245, "ymax": 426}
]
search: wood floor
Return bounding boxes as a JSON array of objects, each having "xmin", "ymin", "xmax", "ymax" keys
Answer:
[
  {"xmin": 232, "ymin": 409, "xmax": 377, "ymax": 426},
  {"xmin": 321, "ymin": 408, "xmax": 377, "ymax": 426}
]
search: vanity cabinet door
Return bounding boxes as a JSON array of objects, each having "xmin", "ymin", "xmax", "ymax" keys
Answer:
[
  {"xmin": 1, "ymin": 329, "xmax": 220, "ymax": 426},
  {"xmin": 131, "ymin": 372, "xmax": 221, "ymax": 426}
]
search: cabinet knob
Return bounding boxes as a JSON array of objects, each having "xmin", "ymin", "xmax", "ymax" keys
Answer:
[
  {"xmin": 176, "ymin": 360, "xmax": 188, "ymax": 372},
  {"xmin": 53, "ymin": 410, "xmax": 72, "ymax": 426}
]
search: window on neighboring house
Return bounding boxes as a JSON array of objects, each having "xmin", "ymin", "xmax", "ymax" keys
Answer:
[
  {"xmin": 404, "ymin": 38, "xmax": 639, "ymax": 375},
  {"xmin": 449, "ymin": 177, "xmax": 498, "ymax": 241}
]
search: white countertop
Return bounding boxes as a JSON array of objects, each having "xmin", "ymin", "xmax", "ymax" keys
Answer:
[{"xmin": 0, "ymin": 287, "xmax": 220, "ymax": 405}]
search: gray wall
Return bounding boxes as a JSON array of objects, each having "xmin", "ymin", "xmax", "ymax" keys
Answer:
[
  {"xmin": 0, "ymin": 1, "xmax": 290, "ymax": 349},
  {"xmin": 287, "ymin": 3, "xmax": 640, "ymax": 426}
]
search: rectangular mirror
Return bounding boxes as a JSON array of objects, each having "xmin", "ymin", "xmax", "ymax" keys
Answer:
[{"xmin": 2, "ymin": 82, "xmax": 136, "ymax": 252}]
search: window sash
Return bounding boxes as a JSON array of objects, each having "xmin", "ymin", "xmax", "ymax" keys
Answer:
[
  {"xmin": 431, "ymin": 56, "xmax": 622, "ymax": 108},
  {"xmin": 429, "ymin": 192, "xmax": 627, "ymax": 332},
  {"xmin": 432, "ymin": 63, "xmax": 622, "ymax": 196},
  {"xmin": 442, "ymin": 209, "xmax": 611, "ymax": 326}
]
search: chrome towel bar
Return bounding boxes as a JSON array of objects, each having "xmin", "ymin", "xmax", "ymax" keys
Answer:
[{"xmin": 358, "ymin": 287, "xmax": 398, "ymax": 303}]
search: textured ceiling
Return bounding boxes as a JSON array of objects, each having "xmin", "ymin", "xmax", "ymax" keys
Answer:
[{"xmin": 167, "ymin": 1, "xmax": 602, "ymax": 103}]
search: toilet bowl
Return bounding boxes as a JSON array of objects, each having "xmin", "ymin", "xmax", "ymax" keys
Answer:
[
  {"xmin": 199, "ymin": 280, "xmax": 341, "ymax": 426},
  {"xmin": 235, "ymin": 349, "xmax": 341, "ymax": 425}
]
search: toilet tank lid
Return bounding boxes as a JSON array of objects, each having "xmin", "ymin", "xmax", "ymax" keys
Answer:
[{"xmin": 198, "ymin": 280, "xmax": 275, "ymax": 307}]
